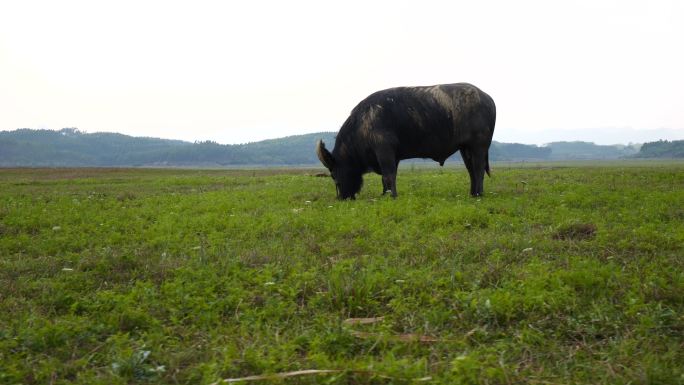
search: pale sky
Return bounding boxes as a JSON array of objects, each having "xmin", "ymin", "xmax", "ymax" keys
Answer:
[{"xmin": 1, "ymin": 0, "xmax": 682, "ymax": 145}]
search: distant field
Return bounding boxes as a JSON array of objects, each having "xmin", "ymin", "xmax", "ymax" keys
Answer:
[{"xmin": 1, "ymin": 162, "xmax": 683, "ymax": 384}]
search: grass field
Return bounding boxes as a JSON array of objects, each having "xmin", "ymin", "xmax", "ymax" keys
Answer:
[{"xmin": 1, "ymin": 163, "xmax": 683, "ymax": 384}]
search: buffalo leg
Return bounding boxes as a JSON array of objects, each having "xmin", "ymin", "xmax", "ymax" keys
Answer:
[
  {"xmin": 470, "ymin": 149, "xmax": 487, "ymax": 197},
  {"xmin": 377, "ymin": 153, "xmax": 398, "ymax": 198},
  {"xmin": 381, "ymin": 159, "xmax": 400, "ymax": 195},
  {"xmin": 460, "ymin": 149, "xmax": 476, "ymax": 196}
]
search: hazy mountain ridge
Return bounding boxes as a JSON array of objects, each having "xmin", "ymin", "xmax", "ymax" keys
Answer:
[{"xmin": 1, "ymin": 128, "xmax": 675, "ymax": 167}]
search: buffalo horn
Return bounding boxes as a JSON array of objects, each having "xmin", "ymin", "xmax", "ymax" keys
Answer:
[{"xmin": 316, "ymin": 140, "xmax": 335, "ymax": 170}]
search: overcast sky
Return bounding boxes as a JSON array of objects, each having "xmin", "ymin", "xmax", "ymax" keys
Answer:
[{"xmin": 1, "ymin": 0, "xmax": 682, "ymax": 145}]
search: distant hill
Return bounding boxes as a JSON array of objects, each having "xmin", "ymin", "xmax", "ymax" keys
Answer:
[
  {"xmin": 0, "ymin": 128, "xmax": 649, "ymax": 167},
  {"xmin": 489, "ymin": 142, "xmax": 551, "ymax": 161},
  {"xmin": 0, "ymin": 128, "xmax": 336, "ymax": 167},
  {"xmin": 544, "ymin": 141, "xmax": 641, "ymax": 160},
  {"xmin": 633, "ymin": 140, "xmax": 684, "ymax": 158}
]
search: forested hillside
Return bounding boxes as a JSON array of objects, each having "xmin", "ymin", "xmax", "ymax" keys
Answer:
[
  {"xmin": 544, "ymin": 141, "xmax": 640, "ymax": 160},
  {"xmin": 633, "ymin": 140, "xmax": 684, "ymax": 158},
  {"xmin": 0, "ymin": 129, "xmax": 336, "ymax": 166},
  {"xmin": 0, "ymin": 128, "xmax": 650, "ymax": 167}
]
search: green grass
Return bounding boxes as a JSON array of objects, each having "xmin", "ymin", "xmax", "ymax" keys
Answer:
[{"xmin": 1, "ymin": 163, "xmax": 683, "ymax": 384}]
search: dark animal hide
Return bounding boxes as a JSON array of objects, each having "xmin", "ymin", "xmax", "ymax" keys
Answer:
[{"xmin": 317, "ymin": 83, "xmax": 496, "ymax": 199}]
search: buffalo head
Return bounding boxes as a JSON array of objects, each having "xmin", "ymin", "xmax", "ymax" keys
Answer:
[{"xmin": 316, "ymin": 140, "xmax": 362, "ymax": 200}]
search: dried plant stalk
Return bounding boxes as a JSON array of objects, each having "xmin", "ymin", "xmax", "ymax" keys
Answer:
[
  {"xmin": 342, "ymin": 316, "xmax": 385, "ymax": 325},
  {"xmin": 350, "ymin": 331, "xmax": 442, "ymax": 343},
  {"xmin": 211, "ymin": 369, "xmax": 341, "ymax": 384}
]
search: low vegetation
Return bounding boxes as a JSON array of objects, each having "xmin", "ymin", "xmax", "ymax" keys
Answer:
[{"xmin": 1, "ymin": 162, "xmax": 683, "ymax": 384}]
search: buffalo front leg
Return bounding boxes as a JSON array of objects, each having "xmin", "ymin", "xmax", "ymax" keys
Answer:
[
  {"xmin": 377, "ymin": 153, "xmax": 398, "ymax": 198},
  {"xmin": 382, "ymin": 173, "xmax": 398, "ymax": 198},
  {"xmin": 381, "ymin": 160, "xmax": 400, "ymax": 195}
]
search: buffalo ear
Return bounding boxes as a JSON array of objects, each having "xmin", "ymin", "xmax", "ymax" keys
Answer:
[{"xmin": 316, "ymin": 140, "xmax": 335, "ymax": 171}]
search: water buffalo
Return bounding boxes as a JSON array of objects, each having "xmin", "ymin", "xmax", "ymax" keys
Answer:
[{"xmin": 316, "ymin": 83, "xmax": 496, "ymax": 199}]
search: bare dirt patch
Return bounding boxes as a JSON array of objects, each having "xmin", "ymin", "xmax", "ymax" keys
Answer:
[{"xmin": 553, "ymin": 223, "xmax": 597, "ymax": 240}]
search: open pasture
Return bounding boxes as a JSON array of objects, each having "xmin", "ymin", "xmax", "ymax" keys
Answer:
[{"xmin": 1, "ymin": 163, "xmax": 683, "ymax": 384}]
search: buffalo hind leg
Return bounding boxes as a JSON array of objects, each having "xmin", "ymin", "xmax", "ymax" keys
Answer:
[
  {"xmin": 470, "ymin": 149, "xmax": 487, "ymax": 197},
  {"xmin": 460, "ymin": 149, "xmax": 476, "ymax": 196}
]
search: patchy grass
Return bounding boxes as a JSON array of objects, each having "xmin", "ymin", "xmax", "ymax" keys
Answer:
[
  {"xmin": 1, "ymin": 162, "xmax": 683, "ymax": 384},
  {"xmin": 552, "ymin": 223, "xmax": 597, "ymax": 240}
]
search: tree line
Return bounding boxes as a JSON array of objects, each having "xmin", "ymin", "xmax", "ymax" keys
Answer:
[
  {"xmin": 1, "ymin": 128, "xmax": 676, "ymax": 167},
  {"xmin": 632, "ymin": 140, "xmax": 684, "ymax": 158}
]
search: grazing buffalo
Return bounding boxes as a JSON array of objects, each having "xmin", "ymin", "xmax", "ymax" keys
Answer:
[{"xmin": 316, "ymin": 83, "xmax": 496, "ymax": 199}]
